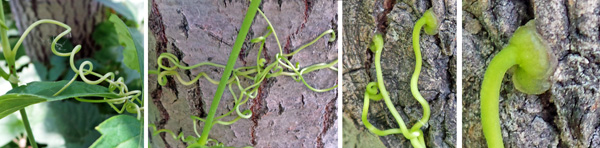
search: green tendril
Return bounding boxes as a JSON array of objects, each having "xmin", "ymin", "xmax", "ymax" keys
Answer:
[
  {"xmin": 361, "ymin": 8, "xmax": 438, "ymax": 148},
  {"xmin": 480, "ymin": 20, "xmax": 556, "ymax": 148},
  {"xmin": 149, "ymin": 1, "xmax": 338, "ymax": 147},
  {"xmin": 6, "ymin": 19, "xmax": 144, "ymax": 120}
]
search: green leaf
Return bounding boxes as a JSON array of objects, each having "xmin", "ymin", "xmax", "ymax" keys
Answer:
[
  {"xmin": 108, "ymin": 14, "xmax": 141, "ymax": 77},
  {"xmin": 128, "ymin": 26, "xmax": 145, "ymax": 83},
  {"xmin": 47, "ymin": 55, "xmax": 67, "ymax": 81},
  {"xmin": 90, "ymin": 115, "xmax": 141, "ymax": 148},
  {"xmin": 27, "ymin": 101, "xmax": 107, "ymax": 147},
  {"xmin": 0, "ymin": 94, "xmax": 46, "ymax": 121},
  {"xmin": 95, "ymin": 0, "xmax": 143, "ymax": 24},
  {"xmin": 0, "ymin": 81, "xmax": 120, "ymax": 119}
]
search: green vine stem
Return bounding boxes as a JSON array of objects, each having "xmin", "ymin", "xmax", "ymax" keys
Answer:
[
  {"xmin": 7, "ymin": 18, "xmax": 143, "ymax": 120},
  {"xmin": 197, "ymin": 0, "xmax": 261, "ymax": 145},
  {"xmin": 361, "ymin": 8, "xmax": 438, "ymax": 148},
  {"xmin": 149, "ymin": 1, "xmax": 338, "ymax": 147},
  {"xmin": 0, "ymin": 1, "xmax": 37, "ymax": 147},
  {"xmin": 480, "ymin": 20, "xmax": 556, "ymax": 148}
]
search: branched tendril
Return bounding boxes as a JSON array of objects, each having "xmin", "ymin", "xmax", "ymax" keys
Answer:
[
  {"xmin": 149, "ymin": 7, "xmax": 337, "ymax": 147},
  {"xmin": 12, "ymin": 19, "xmax": 143, "ymax": 120},
  {"xmin": 361, "ymin": 9, "xmax": 438, "ymax": 148}
]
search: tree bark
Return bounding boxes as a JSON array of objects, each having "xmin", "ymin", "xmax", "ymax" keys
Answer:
[
  {"xmin": 9, "ymin": 0, "xmax": 104, "ymax": 64},
  {"xmin": 463, "ymin": 0, "xmax": 600, "ymax": 147},
  {"xmin": 342, "ymin": 0, "xmax": 456, "ymax": 147},
  {"xmin": 149, "ymin": 0, "xmax": 338, "ymax": 147}
]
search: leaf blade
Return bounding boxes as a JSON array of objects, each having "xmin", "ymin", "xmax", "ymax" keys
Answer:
[
  {"xmin": 108, "ymin": 14, "xmax": 141, "ymax": 76},
  {"xmin": 90, "ymin": 115, "xmax": 141, "ymax": 148},
  {"xmin": 0, "ymin": 81, "xmax": 120, "ymax": 119}
]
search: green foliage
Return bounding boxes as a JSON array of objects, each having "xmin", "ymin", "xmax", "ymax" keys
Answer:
[
  {"xmin": 0, "ymin": 81, "xmax": 119, "ymax": 119},
  {"xmin": 90, "ymin": 115, "xmax": 141, "ymax": 148},
  {"xmin": 92, "ymin": 19, "xmax": 142, "ymax": 90},
  {"xmin": 27, "ymin": 101, "xmax": 107, "ymax": 147},
  {"xmin": 109, "ymin": 14, "xmax": 142, "ymax": 76},
  {"xmin": 96, "ymin": 0, "xmax": 143, "ymax": 25},
  {"xmin": 0, "ymin": 3, "xmax": 143, "ymax": 146}
]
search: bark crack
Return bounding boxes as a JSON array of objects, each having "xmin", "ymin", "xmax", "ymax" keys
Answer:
[
  {"xmin": 250, "ymin": 79, "xmax": 274, "ymax": 145},
  {"xmin": 316, "ymin": 94, "xmax": 337, "ymax": 148}
]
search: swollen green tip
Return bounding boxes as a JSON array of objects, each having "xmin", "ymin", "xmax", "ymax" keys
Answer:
[
  {"xmin": 509, "ymin": 20, "xmax": 556, "ymax": 94},
  {"xmin": 422, "ymin": 9, "xmax": 439, "ymax": 35},
  {"xmin": 369, "ymin": 34, "xmax": 383, "ymax": 53}
]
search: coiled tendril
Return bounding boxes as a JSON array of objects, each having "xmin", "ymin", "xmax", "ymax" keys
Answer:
[
  {"xmin": 11, "ymin": 19, "xmax": 143, "ymax": 120},
  {"xmin": 361, "ymin": 9, "xmax": 438, "ymax": 148}
]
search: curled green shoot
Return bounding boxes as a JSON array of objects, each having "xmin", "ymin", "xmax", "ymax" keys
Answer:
[
  {"xmin": 0, "ymin": 2, "xmax": 38, "ymax": 148},
  {"xmin": 361, "ymin": 8, "xmax": 438, "ymax": 148},
  {"xmin": 21, "ymin": 20, "xmax": 143, "ymax": 120},
  {"xmin": 7, "ymin": 19, "xmax": 144, "ymax": 119},
  {"xmin": 149, "ymin": 1, "xmax": 337, "ymax": 147},
  {"xmin": 480, "ymin": 20, "xmax": 556, "ymax": 148},
  {"xmin": 0, "ymin": 10, "xmax": 142, "ymax": 148}
]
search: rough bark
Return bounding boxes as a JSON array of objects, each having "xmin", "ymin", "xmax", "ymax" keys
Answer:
[
  {"xmin": 463, "ymin": 0, "xmax": 600, "ymax": 147},
  {"xmin": 342, "ymin": 0, "xmax": 456, "ymax": 147},
  {"xmin": 9, "ymin": 0, "xmax": 104, "ymax": 64},
  {"xmin": 149, "ymin": 0, "xmax": 338, "ymax": 147}
]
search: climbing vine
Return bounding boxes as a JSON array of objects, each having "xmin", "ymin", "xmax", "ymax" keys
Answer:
[
  {"xmin": 0, "ymin": 2, "xmax": 144, "ymax": 147},
  {"xmin": 149, "ymin": 0, "xmax": 337, "ymax": 147},
  {"xmin": 361, "ymin": 8, "xmax": 438, "ymax": 148}
]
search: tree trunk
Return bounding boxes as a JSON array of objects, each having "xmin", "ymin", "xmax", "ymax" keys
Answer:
[
  {"xmin": 463, "ymin": 0, "xmax": 600, "ymax": 147},
  {"xmin": 149, "ymin": 0, "xmax": 338, "ymax": 147},
  {"xmin": 9, "ymin": 0, "xmax": 104, "ymax": 64},
  {"xmin": 342, "ymin": 0, "xmax": 457, "ymax": 147}
]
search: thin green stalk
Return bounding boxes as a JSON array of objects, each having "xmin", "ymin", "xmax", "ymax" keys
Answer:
[
  {"xmin": 19, "ymin": 110, "xmax": 37, "ymax": 148},
  {"xmin": 197, "ymin": 0, "xmax": 262, "ymax": 145},
  {"xmin": 480, "ymin": 46, "xmax": 516, "ymax": 148},
  {"xmin": 150, "ymin": 1, "xmax": 336, "ymax": 146},
  {"xmin": 0, "ymin": 2, "xmax": 38, "ymax": 148}
]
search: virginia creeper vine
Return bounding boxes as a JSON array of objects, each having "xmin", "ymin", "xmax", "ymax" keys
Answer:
[
  {"xmin": 149, "ymin": 0, "xmax": 337, "ymax": 147},
  {"xmin": 0, "ymin": 3, "xmax": 142, "ymax": 146},
  {"xmin": 361, "ymin": 8, "xmax": 438, "ymax": 148}
]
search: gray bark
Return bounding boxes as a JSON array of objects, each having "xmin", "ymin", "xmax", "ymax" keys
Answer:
[
  {"xmin": 9, "ymin": 0, "xmax": 104, "ymax": 64},
  {"xmin": 149, "ymin": 0, "xmax": 337, "ymax": 147},
  {"xmin": 342, "ymin": 0, "xmax": 456, "ymax": 147},
  {"xmin": 463, "ymin": 0, "xmax": 600, "ymax": 147}
]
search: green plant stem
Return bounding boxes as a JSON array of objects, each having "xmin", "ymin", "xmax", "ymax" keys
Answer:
[
  {"xmin": 197, "ymin": 0, "xmax": 261, "ymax": 145},
  {"xmin": 480, "ymin": 46, "xmax": 516, "ymax": 148},
  {"xmin": 372, "ymin": 38, "xmax": 411, "ymax": 135},
  {"xmin": 0, "ymin": 2, "xmax": 12, "ymax": 67},
  {"xmin": 410, "ymin": 17, "xmax": 430, "ymax": 132},
  {"xmin": 0, "ymin": 2, "xmax": 38, "ymax": 148},
  {"xmin": 362, "ymin": 8, "xmax": 438, "ymax": 148}
]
